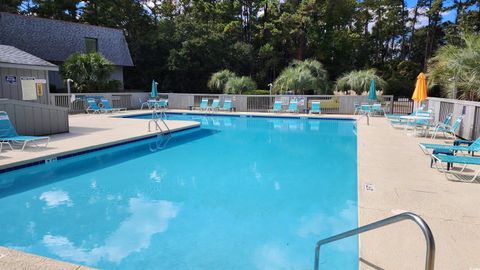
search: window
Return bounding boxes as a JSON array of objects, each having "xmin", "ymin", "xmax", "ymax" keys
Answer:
[{"xmin": 85, "ymin": 37, "xmax": 98, "ymax": 53}]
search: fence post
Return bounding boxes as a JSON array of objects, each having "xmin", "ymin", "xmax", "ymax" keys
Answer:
[{"xmin": 389, "ymin": 96, "xmax": 394, "ymax": 114}]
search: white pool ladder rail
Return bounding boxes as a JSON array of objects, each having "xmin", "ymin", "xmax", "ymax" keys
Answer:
[{"xmin": 314, "ymin": 212, "xmax": 435, "ymax": 270}]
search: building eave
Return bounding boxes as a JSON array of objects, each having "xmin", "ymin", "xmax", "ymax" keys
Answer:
[{"xmin": 0, "ymin": 62, "xmax": 59, "ymax": 71}]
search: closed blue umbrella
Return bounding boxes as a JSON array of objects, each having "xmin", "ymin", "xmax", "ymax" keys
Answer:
[
  {"xmin": 368, "ymin": 79, "xmax": 377, "ymax": 101},
  {"xmin": 151, "ymin": 80, "xmax": 158, "ymax": 98}
]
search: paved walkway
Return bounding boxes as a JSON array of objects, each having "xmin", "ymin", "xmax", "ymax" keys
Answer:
[{"xmin": 357, "ymin": 116, "xmax": 480, "ymax": 270}]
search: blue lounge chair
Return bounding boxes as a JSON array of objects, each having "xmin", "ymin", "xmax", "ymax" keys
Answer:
[
  {"xmin": 432, "ymin": 154, "xmax": 480, "ymax": 182},
  {"xmin": 100, "ymin": 98, "xmax": 126, "ymax": 113},
  {"xmin": 0, "ymin": 111, "xmax": 50, "ymax": 151},
  {"xmin": 389, "ymin": 110, "xmax": 433, "ymax": 129},
  {"xmin": 271, "ymin": 101, "xmax": 282, "ymax": 113},
  {"xmin": 208, "ymin": 99, "xmax": 220, "ymax": 112},
  {"xmin": 85, "ymin": 98, "xmax": 104, "ymax": 114},
  {"xmin": 199, "ymin": 98, "xmax": 208, "ymax": 111},
  {"xmin": 287, "ymin": 99, "xmax": 298, "ymax": 113},
  {"xmin": 419, "ymin": 137, "xmax": 480, "ymax": 155},
  {"xmin": 430, "ymin": 115, "xmax": 463, "ymax": 139},
  {"xmin": 386, "ymin": 105, "xmax": 425, "ymax": 120},
  {"xmin": 428, "ymin": 113, "xmax": 452, "ymax": 132},
  {"xmin": 310, "ymin": 101, "xmax": 321, "ymax": 114},
  {"xmin": 220, "ymin": 99, "xmax": 232, "ymax": 111}
]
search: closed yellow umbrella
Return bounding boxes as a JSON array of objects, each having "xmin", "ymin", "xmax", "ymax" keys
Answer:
[{"xmin": 412, "ymin": 72, "xmax": 427, "ymax": 103}]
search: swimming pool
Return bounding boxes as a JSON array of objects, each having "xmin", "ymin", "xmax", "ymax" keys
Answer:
[{"xmin": 0, "ymin": 113, "xmax": 358, "ymax": 269}]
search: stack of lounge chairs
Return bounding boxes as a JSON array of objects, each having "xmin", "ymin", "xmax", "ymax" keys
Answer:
[
  {"xmin": 195, "ymin": 98, "xmax": 233, "ymax": 112},
  {"xmin": 86, "ymin": 97, "xmax": 127, "ymax": 113},
  {"xmin": 270, "ymin": 98, "xmax": 316, "ymax": 114}
]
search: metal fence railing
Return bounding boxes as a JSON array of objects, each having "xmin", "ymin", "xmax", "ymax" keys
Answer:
[{"xmin": 391, "ymin": 97, "xmax": 414, "ymax": 115}]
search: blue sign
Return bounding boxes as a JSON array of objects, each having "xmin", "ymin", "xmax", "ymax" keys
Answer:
[{"xmin": 5, "ymin": 75, "xmax": 17, "ymax": 85}]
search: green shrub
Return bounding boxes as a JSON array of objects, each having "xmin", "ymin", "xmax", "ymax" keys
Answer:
[
  {"xmin": 207, "ymin": 69, "xmax": 236, "ymax": 92},
  {"xmin": 60, "ymin": 52, "xmax": 116, "ymax": 92},
  {"xmin": 243, "ymin": 89, "xmax": 270, "ymax": 95},
  {"xmin": 224, "ymin": 76, "xmax": 257, "ymax": 94}
]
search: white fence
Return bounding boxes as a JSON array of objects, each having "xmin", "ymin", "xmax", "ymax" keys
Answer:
[
  {"xmin": 167, "ymin": 93, "xmax": 395, "ymax": 114},
  {"xmin": 427, "ymin": 97, "xmax": 480, "ymax": 140},
  {"xmin": 49, "ymin": 92, "xmax": 395, "ymax": 115},
  {"xmin": 48, "ymin": 91, "xmax": 480, "ymax": 140},
  {"xmin": 50, "ymin": 92, "xmax": 151, "ymax": 113}
]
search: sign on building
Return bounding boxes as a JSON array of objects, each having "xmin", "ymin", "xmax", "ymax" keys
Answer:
[
  {"xmin": 20, "ymin": 77, "xmax": 37, "ymax": 100},
  {"xmin": 36, "ymin": 83, "xmax": 44, "ymax": 96},
  {"xmin": 5, "ymin": 75, "xmax": 17, "ymax": 85}
]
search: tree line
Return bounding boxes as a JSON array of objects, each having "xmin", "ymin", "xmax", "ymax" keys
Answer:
[{"xmin": 1, "ymin": 0, "xmax": 479, "ymax": 97}]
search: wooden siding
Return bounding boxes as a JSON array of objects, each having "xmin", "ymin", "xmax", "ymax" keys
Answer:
[
  {"xmin": 0, "ymin": 67, "xmax": 50, "ymax": 104},
  {"xmin": 0, "ymin": 99, "xmax": 68, "ymax": 135}
]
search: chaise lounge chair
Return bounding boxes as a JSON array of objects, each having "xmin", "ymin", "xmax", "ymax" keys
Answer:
[
  {"xmin": 430, "ymin": 115, "xmax": 463, "ymax": 139},
  {"xmin": 220, "ymin": 99, "xmax": 233, "ymax": 111},
  {"xmin": 270, "ymin": 100, "xmax": 282, "ymax": 113},
  {"xmin": 86, "ymin": 98, "xmax": 105, "ymax": 114},
  {"xmin": 432, "ymin": 153, "xmax": 480, "ymax": 182},
  {"xmin": 419, "ymin": 137, "xmax": 480, "ymax": 155},
  {"xmin": 208, "ymin": 99, "xmax": 220, "ymax": 112},
  {"xmin": 199, "ymin": 98, "xmax": 209, "ymax": 111},
  {"xmin": 385, "ymin": 105, "xmax": 426, "ymax": 120},
  {"xmin": 310, "ymin": 101, "xmax": 321, "ymax": 114},
  {"xmin": 100, "ymin": 98, "xmax": 127, "ymax": 113},
  {"xmin": 287, "ymin": 99, "xmax": 298, "ymax": 113},
  {"xmin": 0, "ymin": 111, "xmax": 50, "ymax": 151}
]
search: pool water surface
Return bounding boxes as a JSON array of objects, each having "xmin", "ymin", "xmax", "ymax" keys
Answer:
[{"xmin": 0, "ymin": 113, "xmax": 358, "ymax": 269}]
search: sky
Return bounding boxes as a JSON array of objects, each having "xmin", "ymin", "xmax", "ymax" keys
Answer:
[{"xmin": 406, "ymin": 0, "xmax": 457, "ymax": 22}]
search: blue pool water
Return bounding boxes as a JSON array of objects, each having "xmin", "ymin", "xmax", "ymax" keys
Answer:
[{"xmin": 0, "ymin": 113, "xmax": 358, "ymax": 269}]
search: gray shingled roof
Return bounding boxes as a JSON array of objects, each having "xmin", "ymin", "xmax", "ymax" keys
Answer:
[
  {"xmin": 0, "ymin": 45, "xmax": 58, "ymax": 71},
  {"xmin": 0, "ymin": 12, "xmax": 133, "ymax": 67}
]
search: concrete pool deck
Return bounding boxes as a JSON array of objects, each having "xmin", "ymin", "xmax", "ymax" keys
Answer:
[
  {"xmin": 357, "ymin": 116, "xmax": 480, "ymax": 270},
  {"xmin": 0, "ymin": 110, "xmax": 479, "ymax": 269},
  {"xmin": 0, "ymin": 111, "xmax": 200, "ymax": 171}
]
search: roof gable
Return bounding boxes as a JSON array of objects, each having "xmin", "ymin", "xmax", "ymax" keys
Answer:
[
  {"xmin": 0, "ymin": 45, "xmax": 58, "ymax": 71},
  {"xmin": 0, "ymin": 12, "xmax": 134, "ymax": 67}
]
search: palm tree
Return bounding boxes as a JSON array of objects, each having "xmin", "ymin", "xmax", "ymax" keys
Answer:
[
  {"xmin": 291, "ymin": 58, "xmax": 328, "ymax": 86},
  {"xmin": 273, "ymin": 59, "xmax": 327, "ymax": 94},
  {"xmin": 207, "ymin": 69, "xmax": 236, "ymax": 92},
  {"xmin": 335, "ymin": 69, "xmax": 386, "ymax": 95},
  {"xmin": 224, "ymin": 76, "xmax": 257, "ymax": 94},
  {"xmin": 428, "ymin": 34, "xmax": 480, "ymax": 100}
]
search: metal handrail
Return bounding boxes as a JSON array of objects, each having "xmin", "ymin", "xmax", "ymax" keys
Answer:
[
  {"xmin": 314, "ymin": 212, "xmax": 435, "ymax": 270},
  {"xmin": 148, "ymin": 108, "xmax": 170, "ymax": 135}
]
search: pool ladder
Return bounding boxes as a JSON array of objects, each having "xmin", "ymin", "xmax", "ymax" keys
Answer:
[
  {"xmin": 148, "ymin": 108, "xmax": 172, "ymax": 149},
  {"xmin": 314, "ymin": 212, "xmax": 435, "ymax": 270}
]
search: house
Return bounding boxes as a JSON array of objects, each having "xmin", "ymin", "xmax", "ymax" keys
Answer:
[
  {"xmin": 0, "ymin": 12, "xmax": 133, "ymax": 91},
  {"xmin": 0, "ymin": 45, "xmax": 58, "ymax": 105},
  {"xmin": 0, "ymin": 45, "xmax": 69, "ymax": 136}
]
